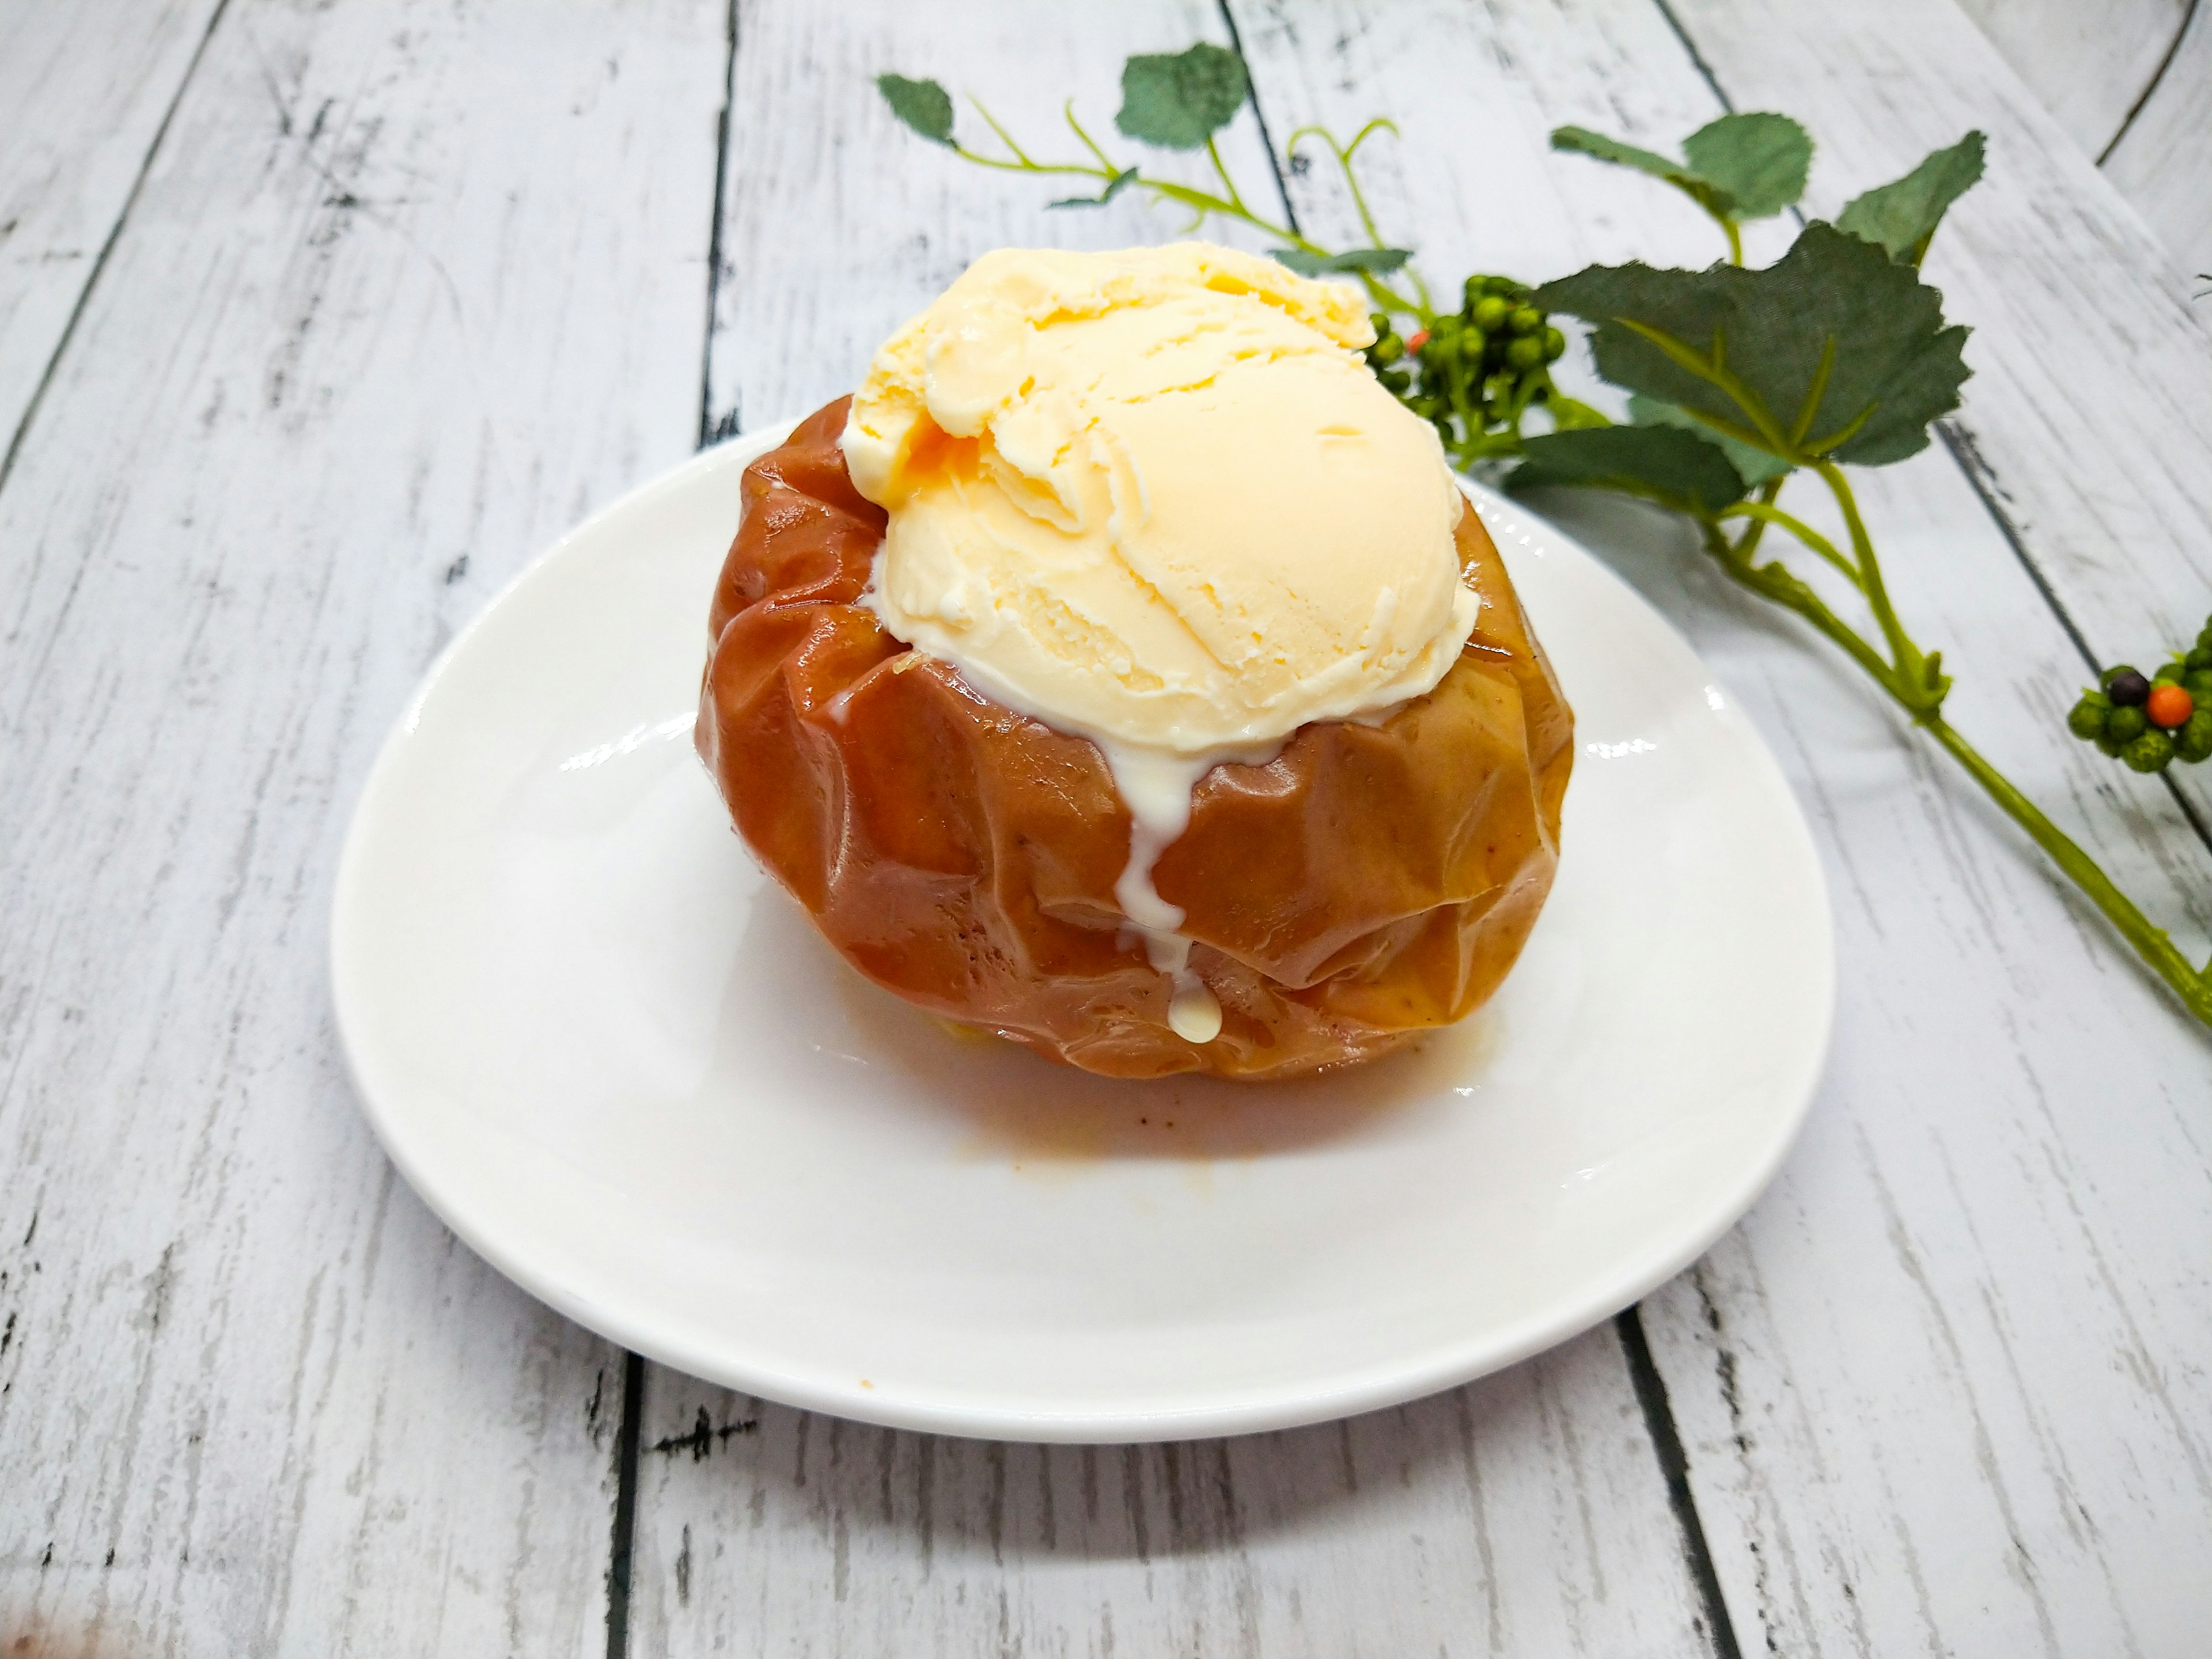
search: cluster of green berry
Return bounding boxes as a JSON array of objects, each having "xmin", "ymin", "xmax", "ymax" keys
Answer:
[
  {"xmin": 1363, "ymin": 276, "xmax": 1568, "ymax": 456},
  {"xmin": 2066, "ymin": 615, "xmax": 2212, "ymax": 773}
]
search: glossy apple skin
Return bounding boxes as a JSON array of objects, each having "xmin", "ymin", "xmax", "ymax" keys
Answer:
[{"xmin": 697, "ymin": 398, "xmax": 1573, "ymax": 1080}]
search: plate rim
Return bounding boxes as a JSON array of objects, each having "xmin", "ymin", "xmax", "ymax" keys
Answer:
[{"xmin": 330, "ymin": 422, "xmax": 1835, "ymax": 1444}]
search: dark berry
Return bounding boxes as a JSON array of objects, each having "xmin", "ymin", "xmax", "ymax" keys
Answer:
[{"xmin": 2104, "ymin": 667, "xmax": 2151, "ymax": 706}]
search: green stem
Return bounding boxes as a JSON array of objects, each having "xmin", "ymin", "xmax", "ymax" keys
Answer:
[
  {"xmin": 1717, "ymin": 499, "xmax": 1862, "ymax": 591},
  {"xmin": 1064, "ymin": 103, "xmax": 1116, "ymax": 172},
  {"xmin": 1700, "ymin": 518, "xmax": 1897, "ymax": 687},
  {"xmin": 1286, "ymin": 120, "xmax": 1392, "ymax": 249},
  {"xmin": 1684, "ymin": 194, "xmax": 1744, "ymax": 265},
  {"xmin": 1813, "ymin": 461, "xmax": 1939, "ymax": 707},
  {"xmin": 950, "ymin": 145, "xmax": 1100, "ymax": 179},
  {"xmin": 1919, "ymin": 719, "xmax": 2212, "ymax": 1022},
  {"xmin": 948, "ymin": 106, "xmax": 1433, "ymax": 322},
  {"xmin": 1205, "ymin": 135, "xmax": 1248, "ymax": 214},
  {"xmin": 1734, "ymin": 478, "xmax": 1782, "ymax": 555},
  {"xmin": 968, "ymin": 98, "xmax": 1037, "ymax": 167},
  {"xmin": 1275, "ymin": 120, "xmax": 1433, "ymax": 322},
  {"xmin": 1698, "ymin": 511, "xmax": 2212, "ymax": 1028},
  {"xmin": 1142, "ymin": 178, "xmax": 1305, "ymax": 245}
]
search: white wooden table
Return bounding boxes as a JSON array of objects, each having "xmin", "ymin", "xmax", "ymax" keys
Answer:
[{"xmin": 5, "ymin": 3, "xmax": 2210, "ymax": 1654}]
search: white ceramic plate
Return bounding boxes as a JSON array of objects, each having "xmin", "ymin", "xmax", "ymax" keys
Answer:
[{"xmin": 332, "ymin": 421, "xmax": 1832, "ymax": 1444}]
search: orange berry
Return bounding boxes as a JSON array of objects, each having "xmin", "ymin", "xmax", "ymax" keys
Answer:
[
  {"xmin": 1404, "ymin": 329, "xmax": 1429, "ymax": 353},
  {"xmin": 2145, "ymin": 681, "xmax": 2194, "ymax": 729}
]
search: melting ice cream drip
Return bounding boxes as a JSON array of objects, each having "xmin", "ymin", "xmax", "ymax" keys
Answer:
[{"xmin": 1099, "ymin": 742, "xmax": 1226, "ymax": 1046}]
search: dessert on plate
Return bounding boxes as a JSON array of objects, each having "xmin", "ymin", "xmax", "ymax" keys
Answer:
[{"xmin": 697, "ymin": 243, "xmax": 1571, "ymax": 1080}]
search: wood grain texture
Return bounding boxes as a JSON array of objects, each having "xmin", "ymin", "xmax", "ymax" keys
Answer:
[
  {"xmin": 0, "ymin": 1, "xmax": 727, "ymax": 1652},
  {"xmin": 1951, "ymin": 0, "xmax": 2187, "ymax": 157},
  {"xmin": 1233, "ymin": 1, "xmax": 2212, "ymax": 1654},
  {"xmin": 630, "ymin": 1328, "xmax": 1712, "ymax": 1659},
  {"xmin": 0, "ymin": 0, "xmax": 226, "ymax": 459},
  {"xmin": 700, "ymin": 0, "xmax": 1290, "ymax": 442},
  {"xmin": 7, "ymin": 2, "xmax": 2210, "ymax": 1656},
  {"xmin": 1670, "ymin": 0, "xmax": 2212, "ymax": 830},
  {"xmin": 2104, "ymin": 0, "xmax": 2212, "ymax": 282},
  {"xmin": 637, "ymin": 3, "xmax": 1717, "ymax": 1653}
]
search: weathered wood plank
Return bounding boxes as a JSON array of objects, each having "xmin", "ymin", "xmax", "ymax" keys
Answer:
[
  {"xmin": 1672, "ymin": 0, "xmax": 2212, "ymax": 831},
  {"xmin": 700, "ymin": 0, "xmax": 1290, "ymax": 441},
  {"xmin": 2104, "ymin": 0, "xmax": 2212, "ymax": 283},
  {"xmin": 0, "ymin": 1, "xmax": 729, "ymax": 1652},
  {"xmin": 630, "ymin": 1328, "xmax": 1712, "ymax": 1659},
  {"xmin": 637, "ymin": 3, "xmax": 1715, "ymax": 1653},
  {"xmin": 1597, "ymin": 4, "xmax": 2212, "ymax": 1651},
  {"xmin": 1227, "ymin": 1, "xmax": 2212, "ymax": 1653},
  {"xmin": 0, "ymin": 0, "xmax": 225, "ymax": 459},
  {"xmin": 1952, "ymin": 0, "xmax": 2186, "ymax": 159}
]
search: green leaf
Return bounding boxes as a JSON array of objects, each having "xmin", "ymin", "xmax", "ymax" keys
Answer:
[
  {"xmin": 1554, "ymin": 115, "xmax": 1808, "ymax": 219},
  {"xmin": 1116, "ymin": 43, "xmax": 1248, "ymax": 150},
  {"xmin": 1510, "ymin": 425, "xmax": 1749, "ymax": 514},
  {"xmin": 1546, "ymin": 395, "xmax": 1614, "ymax": 432},
  {"xmin": 1629, "ymin": 394, "xmax": 1794, "ymax": 486},
  {"xmin": 877, "ymin": 74, "xmax": 955, "ymax": 147},
  {"xmin": 1679, "ymin": 113, "xmax": 1812, "ymax": 219},
  {"xmin": 1551, "ymin": 126, "xmax": 1702, "ymax": 192},
  {"xmin": 1271, "ymin": 246, "xmax": 1412, "ymax": 277},
  {"xmin": 1534, "ymin": 222, "xmax": 1972, "ymax": 467},
  {"xmin": 1836, "ymin": 132, "xmax": 1986, "ymax": 264},
  {"xmin": 1048, "ymin": 168, "xmax": 1141, "ymax": 209}
]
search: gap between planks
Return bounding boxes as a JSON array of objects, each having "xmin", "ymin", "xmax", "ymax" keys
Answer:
[
  {"xmin": 1211, "ymin": 3, "xmax": 1748, "ymax": 1645},
  {"xmin": 1653, "ymin": 0, "xmax": 2212, "ymax": 864},
  {"xmin": 604, "ymin": 3, "xmax": 743, "ymax": 1650},
  {"xmin": 593, "ymin": 7, "xmax": 1753, "ymax": 1655},
  {"xmin": 0, "ymin": 0, "xmax": 233, "ymax": 496}
]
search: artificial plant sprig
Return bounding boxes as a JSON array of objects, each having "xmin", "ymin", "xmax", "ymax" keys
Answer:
[
  {"xmin": 874, "ymin": 55, "xmax": 1402, "ymax": 308},
  {"xmin": 2064, "ymin": 627, "xmax": 2212, "ymax": 774},
  {"xmin": 1519, "ymin": 127, "xmax": 2212, "ymax": 1024},
  {"xmin": 873, "ymin": 50, "xmax": 2212, "ymax": 1028},
  {"xmin": 1551, "ymin": 114, "xmax": 1814, "ymax": 265},
  {"xmin": 875, "ymin": 46, "xmax": 1603, "ymax": 462}
]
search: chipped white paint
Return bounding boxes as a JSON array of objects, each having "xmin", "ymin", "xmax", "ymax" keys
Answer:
[
  {"xmin": 0, "ymin": 0, "xmax": 225, "ymax": 450},
  {"xmin": 699, "ymin": 0, "xmax": 1291, "ymax": 440},
  {"xmin": 2105, "ymin": 0, "xmax": 2212, "ymax": 282},
  {"xmin": 1679, "ymin": 0, "xmax": 2212, "ymax": 827},
  {"xmin": 1229, "ymin": 0, "xmax": 2212, "ymax": 1653},
  {"xmin": 0, "ymin": 0, "xmax": 726, "ymax": 1652},
  {"xmin": 642, "ymin": 2, "xmax": 1716, "ymax": 1654},
  {"xmin": 1952, "ymin": 0, "xmax": 2187, "ymax": 158},
  {"xmin": 630, "ymin": 1333, "xmax": 1711, "ymax": 1659},
  {"xmin": 8, "ymin": 1, "xmax": 2212, "ymax": 1655}
]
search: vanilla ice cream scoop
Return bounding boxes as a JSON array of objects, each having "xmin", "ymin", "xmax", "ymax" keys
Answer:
[{"xmin": 840, "ymin": 243, "xmax": 1480, "ymax": 1044}]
